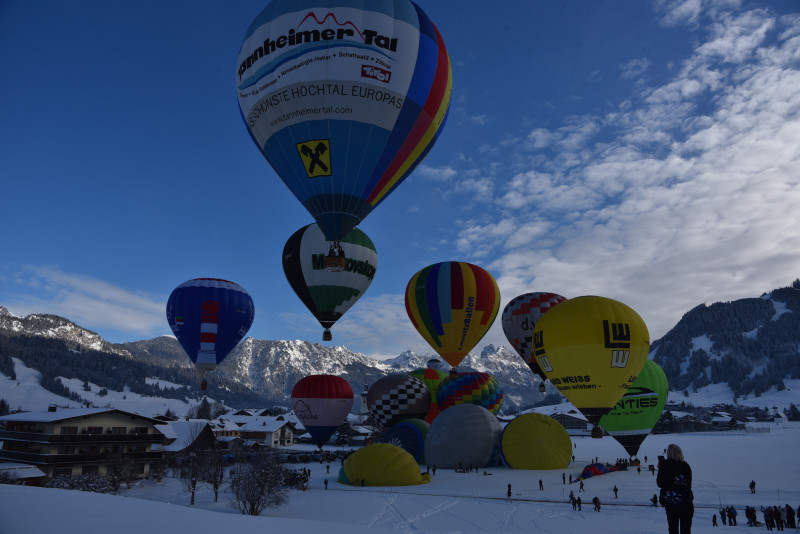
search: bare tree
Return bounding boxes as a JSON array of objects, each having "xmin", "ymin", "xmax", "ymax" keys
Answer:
[
  {"xmin": 200, "ymin": 448, "xmax": 227, "ymax": 502},
  {"xmin": 228, "ymin": 453, "xmax": 289, "ymax": 516}
]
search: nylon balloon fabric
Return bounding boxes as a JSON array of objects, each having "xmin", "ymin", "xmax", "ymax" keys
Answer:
[
  {"xmin": 237, "ymin": 0, "xmax": 452, "ymax": 241},
  {"xmin": 166, "ymin": 278, "xmax": 254, "ymax": 372},
  {"xmin": 405, "ymin": 262, "xmax": 500, "ymax": 368}
]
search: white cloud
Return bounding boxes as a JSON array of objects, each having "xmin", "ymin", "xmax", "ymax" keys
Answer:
[
  {"xmin": 3, "ymin": 266, "xmax": 166, "ymax": 338},
  {"xmin": 443, "ymin": 4, "xmax": 800, "ymax": 343}
]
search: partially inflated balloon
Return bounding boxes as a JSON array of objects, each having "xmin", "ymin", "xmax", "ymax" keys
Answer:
[
  {"xmin": 237, "ymin": 0, "xmax": 452, "ymax": 241},
  {"xmin": 424, "ymin": 403, "xmax": 502, "ymax": 469},
  {"xmin": 166, "ymin": 279, "xmax": 255, "ymax": 380},
  {"xmin": 338, "ymin": 443, "xmax": 430, "ymax": 486},
  {"xmin": 283, "ymin": 223, "xmax": 377, "ymax": 340},
  {"xmin": 291, "ymin": 374, "xmax": 354, "ymax": 448},
  {"xmin": 599, "ymin": 359, "xmax": 668, "ymax": 457},
  {"xmin": 532, "ymin": 296, "xmax": 649, "ymax": 432},
  {"xmin": 380, "ymin": 418, "xmax": 429, "ymax": 464},
  {"xmin": 405, "ymin": 262, "xmax": 500, "ymax": 369},
  {"xmin": 500, "ymin": 413, "xmax": 572, "ymax": 470},
  {"xmin": 502, "ymin": 292, "xmax": 567, "ymax": 388}
]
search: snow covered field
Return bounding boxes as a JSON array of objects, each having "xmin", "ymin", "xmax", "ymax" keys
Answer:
[{"xmin": 2, "ymin": 423, "xmax": 798, "ymax": 534}]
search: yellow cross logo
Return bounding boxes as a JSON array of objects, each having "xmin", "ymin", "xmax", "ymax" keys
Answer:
[{"xmin": 296, "ymin": 139, "xmax": 332, "ymax": 178}]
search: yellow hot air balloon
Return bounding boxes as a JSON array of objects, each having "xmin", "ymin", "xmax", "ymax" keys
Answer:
[{"xmin": 532, "ymin": 296, "xmax": 649, "ymax": 437}]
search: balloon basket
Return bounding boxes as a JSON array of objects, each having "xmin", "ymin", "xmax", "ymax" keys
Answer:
[
  {"xmin": 591, "ymin": 425, "xmax": 604, "ymax": 439},
  {"xmin": 322, "ymin": 329, "xmax": 332, "ymax": 341},
  {"xmin": 325, "ymin": 256, "xmax": 346, "ymax": 271}
]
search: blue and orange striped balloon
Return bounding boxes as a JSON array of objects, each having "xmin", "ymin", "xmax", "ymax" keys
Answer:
[
  {"xmin": 237, "ymin": 0, "xmax": 452, "ymax": 241},
  {"xmin": 405, "ymin": 262, "xmax": 500, "ymax": 368}
]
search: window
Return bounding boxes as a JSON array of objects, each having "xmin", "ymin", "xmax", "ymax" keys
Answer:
[
  {"xmin": 132, "ymin": 463, "xmax": 145, "ymax": 475},
  {"xmin": 60, "ymin": 426, "xmax": 78, "ymax": 435},
  {"xmin": 57, "ymin": 445, "xmax": 76, "ymax": 454},
  {"xmin": 86, "ymin": 426, "xmax": 103, "ymax": 434},
  {"xmin": 81, "ymin": 465, "xmax": 98, "ymax": 475},
  {"xmin": 132, "ymin": 427, "xmax": 149, "ymax": 435},
  {"xmin": 111, "ymin": 427, "xmax": 126, "ymax": 435}
]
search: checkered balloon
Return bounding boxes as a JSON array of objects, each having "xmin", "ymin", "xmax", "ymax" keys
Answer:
[{"xmin": 367, "ymin": 374, "xmax": 431, "ymax": 430}]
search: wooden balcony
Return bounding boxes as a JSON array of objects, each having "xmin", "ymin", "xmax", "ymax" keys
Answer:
[
  {"xmin": 0, "ymin": 449, "xmax": 163, "ymax": 466},
  {"xmin": 0, "ymin": 430, "xmax": 165, "ymax": 445}
]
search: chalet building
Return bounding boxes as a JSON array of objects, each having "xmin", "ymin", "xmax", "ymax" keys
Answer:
[
  {"xmin": 0, "ymin": 407, "xmax": 164, "ymax": 481},
  {"xmin": 153, "ymin": 420, "xmax": 216, "ymax": 456},
  {"xmin": 236, "ymin": 418, "xmax": 298, "ymax": 447}
]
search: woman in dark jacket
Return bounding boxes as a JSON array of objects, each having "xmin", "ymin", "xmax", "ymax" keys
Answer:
[{"xmin": 657, "ymin": 444, "xmax": 694, "ymax": 534}]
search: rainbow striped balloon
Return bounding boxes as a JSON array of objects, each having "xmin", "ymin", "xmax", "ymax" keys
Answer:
[{"xmin": 405, "ymin": 262, "xmax": 500, "ymax": 368}]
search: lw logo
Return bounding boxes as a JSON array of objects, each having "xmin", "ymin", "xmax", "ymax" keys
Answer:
[
  {"xmin": 296, "ymin": 139, "xmax": 332, "ymax": 178},
  {"xmin": 603, "ymin": 320, "xmax": 632, "ymax": 368}
]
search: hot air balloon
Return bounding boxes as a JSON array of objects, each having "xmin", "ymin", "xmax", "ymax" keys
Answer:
[
  {"xmin": 405, "ymin": 262, "xmax": 500, "ymax": 370},
  {"xmin": 502, "ymin": 292, "xmax": 567, "ymax": 392},
  {"xmin": 500, "ymin": 413, "xmax": 571, "ymax": 470},
  {"xmin": 338, "ymin": 443, "xmax": 430, "ymax": 486},
  {"xmin": 532, "ymin": 296, "xmax": 649, "ymax": 438},
  {"xmin": 366, "ymin": 374, "xmax": 430, "ymax": 430},
  {"xmin": 408, "ymin": 362, "xmax": 448, "ymax": 423},
  {"xmin": 436, "ymin": 372, "xmax": 504, "ymax": 415},
  {"xmin": 424, "ymin": 403, "xmax": 502, "ymax": 469},
  {"xmin": 598, "ymin": 359, "xmax": 668, "ymax": 457},
  {"xmin": 166, "ymin": 278, "xmax": 255, "ymax": 390},
  {"xmin": 291, "ymin": 374, "xmax": 354, "ymax": 448},
  {"xmin": 283, "ymin": 223, "xmax": 377, "ymax": 340},
  {"xmin": 236, "ymin": 0, "xmax": 452, "ymax": 258},
  {"xmin": 380, "ymin": 418, "xmax": 429, "ymax": 464}
]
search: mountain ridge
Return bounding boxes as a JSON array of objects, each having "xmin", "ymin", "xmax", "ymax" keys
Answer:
[{"xmin": 2, "ymin": 280, "xmax": 799, "ymax": 414}]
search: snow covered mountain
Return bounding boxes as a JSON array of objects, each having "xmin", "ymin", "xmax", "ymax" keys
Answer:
[{"xmin": 2, "ymin": 280, "xmax": 799, "ymax": 415}]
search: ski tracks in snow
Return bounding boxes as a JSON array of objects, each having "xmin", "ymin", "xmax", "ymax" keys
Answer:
[{"xmin": 363, "ymin": 493, "xmax": 463, "ymax": 532}]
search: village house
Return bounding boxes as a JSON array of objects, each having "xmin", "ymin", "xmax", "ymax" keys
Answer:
[{"xmin": 0, "ymin": 406, "xmax": 164, "ymax": 481}]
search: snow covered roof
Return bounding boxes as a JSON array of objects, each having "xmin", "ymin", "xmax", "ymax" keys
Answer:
[
  {"xmin": 153, "ymin": 421, "xmax": 210, "ymax": 452},
  {"xmin": 237, "ymin": 419, "xmax": 293, "ymax": 433},
  {"xmin": 0, "ymin": 407, "xmax": 161, "ymax": 424},
  {"xmin": 0, "ymin": 462, "xmax": 46, "ymax": 479}
]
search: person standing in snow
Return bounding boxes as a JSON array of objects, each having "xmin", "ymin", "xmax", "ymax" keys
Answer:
[
  {"xmin": 657, "ymin": 443, "xmax": 694, "ymax": 534},
  {"xmin": 613, "ymin": 485, "xmax": 618, "ymax": 498}
]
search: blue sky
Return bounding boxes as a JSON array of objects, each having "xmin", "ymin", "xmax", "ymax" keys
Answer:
[{"xmin": 2, "ymin": 0, "xmax": 799, "ymax": 360}]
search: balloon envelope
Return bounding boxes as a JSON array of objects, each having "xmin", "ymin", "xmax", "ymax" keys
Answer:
[
  {"xmin": 500, "ymin": 413, "xmax": 571, "ymax": 470},
  {"xmin": 502, "ymin": 292, "xmax": 566, "ymax": 380},
  {"xmin": 424, "ymin": 403, "xmax": 502, "ymax": 469},
  {"xmin": 166, "ymin": 278, "xmax": 255, "ymax": 373},
  {"xmin": 237, "ymin": 0, "xmax": 452, "ymax": 241},
  {"xmin": 380, "ymin": 418, "xmax": 429, "ymax": 464},
  {"xmin": 283, "ymin": 223, "xmax": 377, "ymax": 338},
  {"xmin": 532, "ymin": 296, "xmax": 649, "ymax": 425},
  {"xmin": 436, "ymin": 372, "xmax": 504, "ymax": 415},
  {"xmin": 338, "ymin": 443, "xmax": 430, "ymax": 486},
  {"xmin": 367, "ymin": 374, "xmax": 430, "ymax": 430},
  {"xmin": 408, "ymin": 367, "xmax": 448, "ymax": 423},
  {"xmin": 598, "ymin": 359, "xmax": 669, "ymax": 456},
  {"xmin": 291, "ymin": 374, "xmax": 354, "ymax": 447},
  {"xmin": 405, "ymin": 262, "xmax": 500, "ymax": 368}
]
